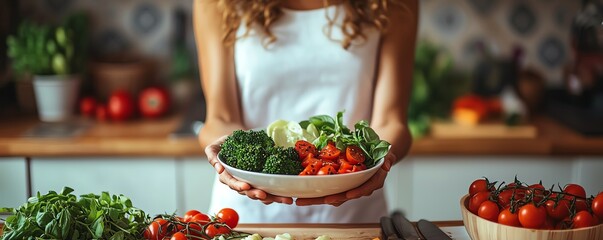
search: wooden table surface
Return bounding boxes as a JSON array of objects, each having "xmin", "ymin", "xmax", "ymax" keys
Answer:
[
  {"xmin": 1, "ymin": 113, "xmax": 602, "ymax": 157},
  {"xmin": 0, "ymin": 221, "xmax": 465, "ymax": 239}
]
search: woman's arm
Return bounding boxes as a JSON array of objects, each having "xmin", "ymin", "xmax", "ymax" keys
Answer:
[
  {"xmin": 194, "ymin": 0, "xmax": 293, "ymax": 205},
  {"xmin": 296, "ymin": 0, "xmax": 418, "ymax": 206},
  {"xmin": 195, "ymin": 0, "xmax": 243, "ymax": 149}
]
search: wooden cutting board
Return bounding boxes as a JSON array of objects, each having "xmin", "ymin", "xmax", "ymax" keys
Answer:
[{"xmin": 236, "ymin": 224, "xmax": 380, "ymax": 240}]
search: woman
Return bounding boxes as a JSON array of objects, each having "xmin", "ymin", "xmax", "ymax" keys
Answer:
[{"xmin": 195, "ymin": 0, "xmax": 417, "ymax": 223}]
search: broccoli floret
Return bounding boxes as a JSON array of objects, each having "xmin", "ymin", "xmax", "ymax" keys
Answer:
[
  {"xmin": 219, "ymin": 129, "xmax": 275, "ymax": 172},
  {"xmin": 262, "ymin": 147, "xmax": 302, "ymax": 175}
]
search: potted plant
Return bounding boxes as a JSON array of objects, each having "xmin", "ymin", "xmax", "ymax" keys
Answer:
[{"xmin": 7, "ymin": 14, "xmax": 88, "ymax": 122}]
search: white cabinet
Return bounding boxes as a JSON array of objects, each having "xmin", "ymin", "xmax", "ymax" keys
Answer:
[
  {"xmin": 30, "ymin": 157, "xmax": 179, "ymax": 217},
  {"xmin": 175, "ymin": 157, "xmax": 216, "ymax": 215},
  {"xmin": 0, "ymin": 157, "xmax": 28, "ymax": 209}
]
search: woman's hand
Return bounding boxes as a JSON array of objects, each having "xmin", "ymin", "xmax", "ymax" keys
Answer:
[
  {"xmin": 295, "ymin": 152, "xmax": 397, "ymax": 206},
  {"xmin": 205, "ymin": 135, "xmax": 295, "ymax": 205}
]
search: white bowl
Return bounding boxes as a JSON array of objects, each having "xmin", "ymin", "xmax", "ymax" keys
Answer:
[
  {"xmin": 460, "ymin": 194, "xmax": 603, "ymax": 240},
  {"xmin": 217, "ymin": 155, "xmax": 384, "ymax": 198}
]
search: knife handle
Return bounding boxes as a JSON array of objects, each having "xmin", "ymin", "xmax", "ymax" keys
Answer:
[{"xmin": 380, "ymin": 216, "xmax": 403, "ymax": 240}]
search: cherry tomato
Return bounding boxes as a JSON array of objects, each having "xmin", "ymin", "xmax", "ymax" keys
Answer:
[
  {"xmin": 217, "ymin": 208, "xmax": 239, "ymax": 229},
  {"xmin": 498, "ymin": 187, "xmax": 525, "ymax": 209},
  {"xmin": 190, "ymin": 213, "xmax": 210, "ymax": 225},
  {"xmin": 299, "ymin": 160, "xmax": 323, "ymax": 175},
  {"xmin": 555, "ymin": 217, "xmax": 573, "ymax": 230},
  {"xmin": 205, "ymin": 223, "xmax": 231, "ymax": 238},
  {"xmin": 317, "ymin": 165, "xmax": 337, "ymax": 175},
  {"xmin": 518, "ymin": 203, "xmax": 547, "ymax": 229},
  {"xmin": 351, "ymin": 163, "xmax": 367, "ymax": 172},
  {"xmin": 295, "ymin": 140, "xmax": 318, "ymax": 159},
  {"xmin": 185, "ymin": 222, "xmax": 204, "ymax": 238},
  {"xmin": 545, "ymin": 199, "xmax": 570, "ymax": 221},
  {"xmin": 318, "ymin": 143, "xmax": 341, "ymax": 161},
  {"xmin": 469, "ymin": 191, "xmax": 491, "ymax": 214},
  {"xmin": 593, "ymin": 192, "xmax": 603, "ymax": 219},
  {"xmin": 541, "ymin": 217, "xmax": 555, "ymax": 230},
  {"xmin": 95, "ymin": 103, "xmax": 108, "ymax": 121},
  {"xmin": 574, "ymin": 198, "xmax": 588, "ymax": 212},
  {"xmin": 477, "ymin": 201, "xmax": 500, "ymax": 222},
  {"xmin": 526, "ymin": 184, "xmax": 546, "ymax": 203},
  {"xmin": 345, "ymin": 145, "xmax": 365, "ymax": 164},
  {"xmin": 301, "ymin": 153, "xmax": 320, "ymax": 168},
  {"xmin": 108, "ymin": 90, "xmax": 135, "ymax": 121},
  {"xmin": 337, "ymin": 158, "xmax": 353, "ymax": 174},
  {"xmin": 184, "ymin": 210, "xmax": 202, "ymax": 222},
  {"xmin": 573, "ymin": 210, "xmax": 597, "ymax": 229},
  {"xmin": 79, "ymin": 96, "xmax": 97, "ymax": 117},
  {"xmin": 138, "ymin": 86, "xmax": 171, "ymax": 118},
  {"xmin": 498, "ymin": 208, "xmax": 520, "ymax": 227},
  {"xmin": 468, "ymin": 179, "xmax": 493, "ymax": 197},
  {"xmin": 170, "ymin": 232, "xmax": 187, "ymax": 240},
  {"xmin": 563, "ymin": 183, "xmax": 586, "ymax": 199},
  {"xmin": 143, "ymin": 218, "xmax": 170, "ymax": 240}
]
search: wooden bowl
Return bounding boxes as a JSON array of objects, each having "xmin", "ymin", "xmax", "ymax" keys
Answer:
[{"xmin": 460, "ymin": 194, "xmax": 603, "ymax": 240}]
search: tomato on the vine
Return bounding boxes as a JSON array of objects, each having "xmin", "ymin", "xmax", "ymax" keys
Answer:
[
  {"xmin": 593, "ymin": 192, "xmax": 603, "ymax": 219},
  {"xmin": 498, "ymin": 208, "xmax": 520, "ymax": 227},
  {"xmin": 526, "ymin": 183, "xmax": 546, "ymax": 203},
  {"xmin": 518, "ymin": 203, "xmax": 547, "ymax": 229},
  {"xmin": 477, "ymin": 201, "xmax": 500, "ymax": 222},
  {"xmin": 205, "ymin": 223, "xmax": 231, "ymax": 238},
  {"xmin": 498, "ymin": 186, "xmax": 525, "ymax": 209},
  {"xmin": 217, "ymin": 208, "xmax": 239, "ymax": 229},
  {"xmin": 170, "ymin": 232, "xmax": 187, "ymax": 240},
  {"xmin": 564, "ymin": 183, "xmax": 586, "ymax": 199},
  {"xmin": 469, "ymin": 179, "xmax": 493, "ymax": 196},
  {"xmin": 190, "ymin": 212, "xmax": 210, "ymax": 225},
  {"xmin": 469, "ymin": 191, "xmax": 491, "ymax": 214},
  {"xmin": 184, "ymin": 209, "xmax": 202, "ymax": 222},
  {"xmin": 573, "ymin": 210, "xmax": 597, "ymax": 229},
  {"xmin": 545, "ymin": 199, "xmax": 570, "ymax": 221},
  {"xmin": 143, "ymin": 218, "xmax": 171, "ymax": 240}
]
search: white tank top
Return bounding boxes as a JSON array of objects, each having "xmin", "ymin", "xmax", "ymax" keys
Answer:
[{"xmin": 208, "ymin": 4, "xmax": 387, "ymax": 223}]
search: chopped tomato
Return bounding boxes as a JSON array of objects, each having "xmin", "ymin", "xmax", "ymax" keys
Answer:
[
  {"xmin": 345, "ymin": 145, "xmax": 365, "ymax": 164},
  {"xmin": 317, "ymin": 165, "xmax": 337, "ymax": 175},
  {"xmin": 338, "ymin": 158, "xmax": 353, "ymax": 174},
  {"xmin": 299, "ymin": 160, "xmax": 323, "ymax": 175},
  {"xmin": 301, "ymin": 153, "xmax": 320, "ymax": 168},
  {"xmin": 351, "ymin": 163, "xmax": 367, "ymax": 172},
  {"xmin": 319, "ymin": 142, "xmax": 341, "ymax": 160},
  {"xmin": 295, "ymin": 140, "xmax": 318, "ymax": 159}
]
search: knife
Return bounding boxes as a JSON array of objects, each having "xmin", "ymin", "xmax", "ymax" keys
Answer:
[
  {"xmin": 416, "ymin": 219, "xmax": 452, "ymax": 240},
  {"xmin": 390, "ymin": 211, "xmax": 422, "ymax": 240},
  {"xmin": 380, "ymin": 216, "xmax": 403, "ymax": 240}
]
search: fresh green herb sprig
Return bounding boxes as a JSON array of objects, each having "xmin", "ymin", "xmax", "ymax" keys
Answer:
[
  {"xmin": 300, "ymin": 111, "xmax": 391, "ymax": 168},
  {"xmin": 1, "ymin": 187, "xmax": 150, "ymax": 240}
]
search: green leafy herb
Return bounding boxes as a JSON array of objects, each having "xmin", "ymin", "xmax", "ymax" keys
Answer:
[
  {"xmin": 1, "ymin": 187, "xmax": 150, "ymax": 240},
  {"xmin": 300, "ymin": 111, "xmax": 391, "ymax": 168}
]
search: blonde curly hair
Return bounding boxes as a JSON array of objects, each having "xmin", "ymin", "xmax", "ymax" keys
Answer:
[{"xmin": 216, "ymin": 0, "xmax": 402, "ymax": 49}]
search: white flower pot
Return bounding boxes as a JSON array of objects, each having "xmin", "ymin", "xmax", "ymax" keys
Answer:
[{"xmin": 33, "ymin": 75, "xmax": 80, "ymax": 122}]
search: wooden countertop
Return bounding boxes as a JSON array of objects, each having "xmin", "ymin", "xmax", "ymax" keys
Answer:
[{"xmin": 1, "ymin": 113, "xmax": 602, "ymax": 157}]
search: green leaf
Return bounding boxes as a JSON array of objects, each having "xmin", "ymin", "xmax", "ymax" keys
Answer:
[
  {"xmin": 35, "ymin": 211, "xmax": 52, "ymax": 227},
  {"xmin": 60, "ymin": 186, "xmax": 74, "ymax": 195},
  {"xmin": 92, "ymin": 216, "xmax": 105, "ymax": 238}
]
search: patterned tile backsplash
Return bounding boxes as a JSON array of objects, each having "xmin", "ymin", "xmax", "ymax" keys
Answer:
[{"xmin": 19, "ymin": 0, "xmax": 584, "ymax": 86}]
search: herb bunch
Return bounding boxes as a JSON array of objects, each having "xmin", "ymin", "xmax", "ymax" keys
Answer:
[
  {"xmin": 299, "ymin": 111, "xmax": 391, "ymax": 168},
  {"xmin": 1, "ymin": 187, "xmax": 150, "ymax": 240}
]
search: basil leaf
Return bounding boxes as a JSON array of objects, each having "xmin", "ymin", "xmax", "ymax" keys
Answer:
[{"xmin": 299, "ymin": 120, "xmax": 310, "ymax": 129}]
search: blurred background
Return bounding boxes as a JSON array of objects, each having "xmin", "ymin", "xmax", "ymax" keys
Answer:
[{"xmin": 1, "ymin": 0, "xmax": 602, "ymax": 222}]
